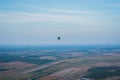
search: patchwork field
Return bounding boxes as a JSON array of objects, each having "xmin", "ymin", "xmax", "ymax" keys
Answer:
[{"xmin": 0, "ymin": 45, "xmax": 120, "ymax": 80}]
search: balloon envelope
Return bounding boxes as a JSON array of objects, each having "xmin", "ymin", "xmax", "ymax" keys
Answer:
[{"xmin": 57, "ymin": 37, "xmax": 61, "ymax": 40}]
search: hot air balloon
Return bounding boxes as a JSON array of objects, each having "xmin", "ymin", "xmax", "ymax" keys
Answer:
[{"xmin": 57, "ymin": 37, "xmax": 61, "ymax": 40}]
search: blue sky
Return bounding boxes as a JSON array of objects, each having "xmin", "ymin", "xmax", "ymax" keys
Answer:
[{"xmin": 0, "ymin": 0, "xmax": 120, "ymax": 45}]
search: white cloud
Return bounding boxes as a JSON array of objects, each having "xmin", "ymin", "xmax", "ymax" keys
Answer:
[
  {"xmin": 49, "ymin": 9, "xmax": 100, "ymax": 15},
  {"xmin": 109, "ymin": 4, "xmax": 120, "ymax": 7},
  {"xmin": 0, "ymin": 12, "xmax": 97, "ymax": 25},
  {"xmin": 11, "ymin": 4, "xmax": 101, "ymax": 15},
  {"xmin": 0, "ymin": 4, "xmax": 119, "ymax": 27},
  {"xmin": 0, "ymin": 4, "xmax": 105, "ymax": 26}
]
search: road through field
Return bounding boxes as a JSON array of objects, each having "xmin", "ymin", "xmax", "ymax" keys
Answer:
[{"xmin": 21, "ymin": 60, "xmax": 65, "ymax": 74}]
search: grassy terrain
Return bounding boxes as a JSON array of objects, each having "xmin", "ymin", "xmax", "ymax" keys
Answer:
[
  {"xmin": 0, "ymin": 45, "xmax": 120, "ymax": 80},
  {"xmin": 0, "ymin": 53, "xmax": 54, "ymax": 65},
  {"xmin": 0, "ymin": 54, "xmax": 120, "ymax": 80},
  {"xmin": 84, "ymin": 66, "xmax": 120, "ymax": 79}
]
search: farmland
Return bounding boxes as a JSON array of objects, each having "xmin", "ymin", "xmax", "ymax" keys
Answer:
[{"xmin": 0, "ymin": 45, "xmax": 120, "ymax": 80}]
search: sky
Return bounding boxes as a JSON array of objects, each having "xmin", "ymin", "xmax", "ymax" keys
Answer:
[{"xmin": 0, "ymin": 0, "xmax": 120, "ymax": 45}]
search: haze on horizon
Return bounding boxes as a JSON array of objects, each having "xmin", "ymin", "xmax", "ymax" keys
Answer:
[{"xmin": 0, "ymin": 0, "xmax": 120, "ymax": 45}]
